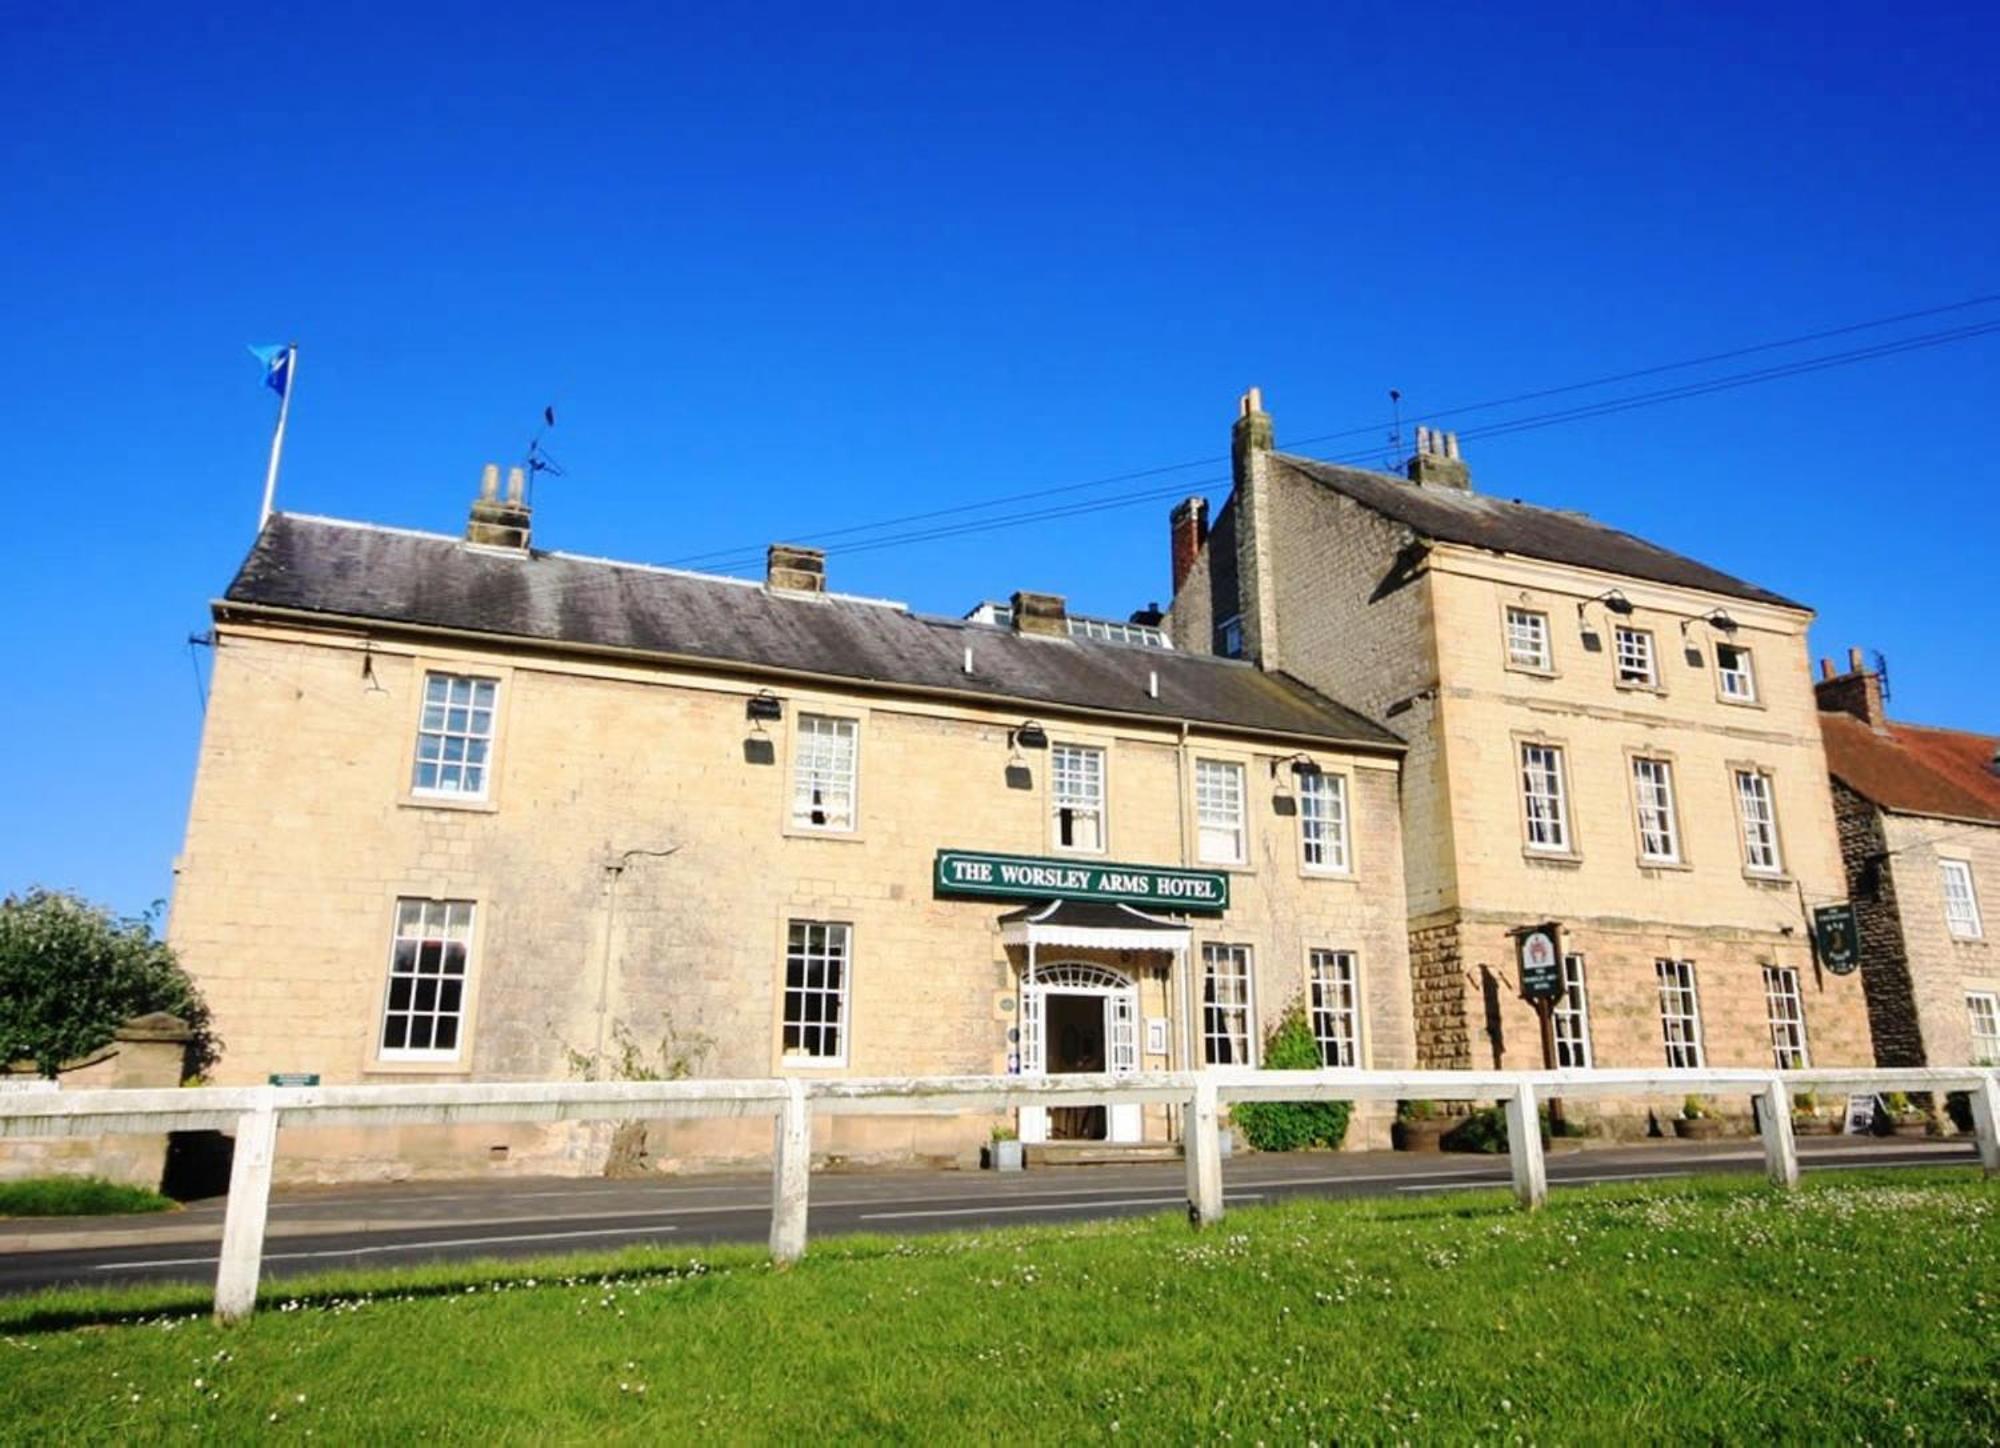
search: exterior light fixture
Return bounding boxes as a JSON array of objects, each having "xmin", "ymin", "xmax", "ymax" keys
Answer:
[
  {"xmin": 1704, "ymin": 610, "xmax": 1740, "ymax": 634},
  {"xmin": 1578, "ymin": 588, "xmax": 1634, "ymax": 618},
  {"xmin": 746, "ymin": 691, "xmax": 784, "ymax": 723},
  {"xmin": 1011, "ymin": 721, "xmax": 1049, "ymax": 750},
  {"xmin": 1270, "ymin": 752, "xmax": 1321, "ymax": 779}
]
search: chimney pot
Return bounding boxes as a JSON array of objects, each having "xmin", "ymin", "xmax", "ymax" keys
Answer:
[
  {"xmin": 505, "ymin": 466, "xmax": 526, "ymax": 505},
  {"xmin": 1815, "ymin": 647, "xmax": 1888, "ymax": 732},
  {"xmin": 466, "ymin": 462, "xmax": 532, "ymax": 551},
  {"xmin": 766, "ymin": 543, "xmax": 827, "ymax": 593},
  {"xmin": 1847, "ymin": 646, "xmax": 1865, "ymax": 672},
  {"xmin": 1820, "ymin": 657, "xmax": 1835, "ymax": 680},
  {"xmin": 1010, "ymin": 590, "xmax": 1068, "ymax": 637},
  {"xmin": 1407, "ymin": 429, "xmax": 1472, "ymax": 490}
]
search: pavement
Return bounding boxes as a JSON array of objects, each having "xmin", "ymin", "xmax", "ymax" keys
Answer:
[{"xmin": 0, "ymin": 1135, "xmax": 1977, "ymax": 1297}]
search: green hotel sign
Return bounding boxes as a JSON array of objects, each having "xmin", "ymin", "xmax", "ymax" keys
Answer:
[{"xmin": 934, "ymin": 849, "xmax": 1229, "ymax": 912}]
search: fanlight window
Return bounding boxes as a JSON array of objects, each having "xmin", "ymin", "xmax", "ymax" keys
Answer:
[{"xmin": 1024, "ymin": 962, "xmax": 1132, "ymax": 993}]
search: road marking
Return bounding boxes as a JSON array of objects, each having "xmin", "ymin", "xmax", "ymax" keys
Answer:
[
  {"xmin": 858, "ymin": 1192, "xmax": 1263, "ymax": 1221},
  {"xmin": 1400, "ymin": 1170, "xmax": 1695, "ymax": 1194},
  {"xmin": 94, "ymin": 1222, "xmax": 682, "ymax": 1271}
]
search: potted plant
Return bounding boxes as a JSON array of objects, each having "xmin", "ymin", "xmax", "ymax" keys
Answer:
[
  {"xmin": 986, "ymin": 1123, "xmax": 1024, "ymax": 1172},
  {"xmin": 1791, "ymin": 1090, "xmax": 1839, "ymax": 1136},
  {"xmin": 1392, "ymin": 1099, "xmax": 1449, "ymax": 1153},
  {"xmin": 1878, "ymin": 1093, "xmax": 1928, "ymax": 1138},
  {"xmin": 1672, "ymin": 1094, "xmax": 1722, "ymax": 1140}
]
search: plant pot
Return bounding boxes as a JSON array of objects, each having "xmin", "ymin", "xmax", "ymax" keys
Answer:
[
  {"xmin": 986, "ymin": 1139, "xmax": 1024, "ymax": 1172},
  {"xmin": 1672, "ymin": 1116, "xmax": 1723, "ymax": 1140},
  {"xmin": 1791, "ymin": 1117, "xmax": 1840, "ymax": 1136},
  {"xmin": 1393, "ymin": 1119, "xmax": 1449, "ymax": 1153},
  {"xmin": 1889, "ymin": 1120, "xmax": 1929, "ymax": 1138}
]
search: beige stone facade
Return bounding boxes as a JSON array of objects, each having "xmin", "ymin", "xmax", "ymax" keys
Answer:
[
  {"xmin": 170, "ymin": 520, "xmax": 1414, "ymax": 1180},
  {"xmin": 1170, "ymin": 398, "xmax": 1874, "ymax": 1131}
]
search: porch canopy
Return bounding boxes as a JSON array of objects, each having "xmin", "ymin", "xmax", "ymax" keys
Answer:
[{"xmin": 997, "ymin": 898, "xmax": 1191, "ymax": 953}]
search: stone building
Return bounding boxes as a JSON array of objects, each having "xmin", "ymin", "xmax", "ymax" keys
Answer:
[
  {"xmin": 168, "ymin": 469, "xmax": 1414, "ymax": 1179},
  {"xmin": 1166, "ymin": 391, "xmax": 1873, "ymax": 1128},
  {"xmin": 1816, "ymin": 651, "xmax": 2000, "ymax": 1067}
]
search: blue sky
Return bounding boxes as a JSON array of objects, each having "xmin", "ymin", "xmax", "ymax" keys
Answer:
[{"xmin": 3, "ymin": 2, "xmax": 1995, "ymax": 916}]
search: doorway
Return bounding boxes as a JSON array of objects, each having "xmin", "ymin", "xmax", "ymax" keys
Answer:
[
  {"xmin": 1017, "ymin": 960, "xmax": 1142, "ymax": 1145},
  {"xmin": 1044, "ymin": 992, "xmax": 1108, "ymax": 1140}
]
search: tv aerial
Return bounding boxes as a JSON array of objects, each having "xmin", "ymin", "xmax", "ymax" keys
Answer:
[{"xmin": 525, "ymin": 405, "xmax": 564, "ymax": 503}]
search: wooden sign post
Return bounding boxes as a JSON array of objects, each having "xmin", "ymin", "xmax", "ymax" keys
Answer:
[{"xmin": 1513, "ymin": 922, "xmax": 1566, "ymax": 1132}]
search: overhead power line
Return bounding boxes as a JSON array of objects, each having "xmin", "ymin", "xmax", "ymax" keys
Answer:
[
  {"xmin": 659, "ymin": 291, "xmax": 1999, "ymax": 574},
  {"xmin": 643, "ymin": 311, "xmax": 2000, "ymax": 581}
]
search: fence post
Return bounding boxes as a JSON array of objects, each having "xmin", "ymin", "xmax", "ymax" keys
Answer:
[
  {"xmin": 1503, "ymin": 1081, "xmax": 1546, "ymax": 1211},
  {"xmin": 1756, "ymin": 1075, "xmax": 1800, "ymax": 1189},
  {"xmin": 214, "ymin": 1090, "xmax": 279, "ymax": 1325},
  {"xmin": 770, "ymin": 1078, "xmax": 812, "ymax": 1264},
  {"xmin": 1970, "ymin": 1071, "xmax": 2000, "ymax": 1178},
  {"xmin": 1184, "ymin": 1077, "xmax": 1223, "ymax": 1227}
]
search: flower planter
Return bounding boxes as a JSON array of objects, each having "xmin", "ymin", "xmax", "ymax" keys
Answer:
[
  {"xmin": 1672, "ymin": 1116, "xmax": 1723, "ymax": 1140},
  {"xmin": 1790, "ymin": 1117, "xmax": 1840, "ymax": 1136},
  {"xmin": 1393, "ymin": 1119, "xmax": 1450, "ymax": 1153},
  {"xmin": 1888, "ymin": 1119, "xmax": 1929, "ymax": 1138},
  {"xmin": 986, "ymin": 1139, "xmax": 1024, "ymax": 1172}
]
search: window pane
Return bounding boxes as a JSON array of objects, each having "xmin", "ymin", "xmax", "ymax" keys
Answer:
[
  {"xmin": 783, "ymin": 920, "xmax": 851, "ymax": 1061},
  {"xmin": 1521, "ymin": 744, "xmax": 1569, "ymax": 851},
  {"xmin": 412, "ymin": 672, "xmax": 499, "ymax": 797},
  {"xmin": 1196, "ymin": 761, "xmax": 1245, "ymax": 864}
]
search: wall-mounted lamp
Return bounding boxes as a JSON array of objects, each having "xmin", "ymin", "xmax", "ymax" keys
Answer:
[
  {"xmin": 1576, "ymin": 588, "xmax": 1634, "ymax": 620},
  {"xmin": 1677, "ymin": 610, "xmax": 1739, "ymax": 667},
  {"xmin": 1704, "ymin": 610, "xmax": 1739, "ymax": 634},
  {"xmin": 746, "ymin": 691, "xmax": 784, "ymax": 723},
  {"xmin": 1010, "ymin": 721, "xmax": 1049, "ymax": 751},
  {"xmin": 1268, "ymin": 753, "xmax": 1319, "ymax": 816},
  {"xmin": 1269, "ymin": 752, "xmax": 1322, "ymax": 780}
]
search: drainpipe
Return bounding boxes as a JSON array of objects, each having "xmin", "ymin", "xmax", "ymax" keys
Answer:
[{"xmin": 592, "ymin": 845, "xmax": 681, "ymax": 1077}]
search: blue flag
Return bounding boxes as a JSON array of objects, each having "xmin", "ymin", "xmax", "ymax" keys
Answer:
[{"xmin": 247, "ymin": 343, "xmax": 292, "ymax": 399}]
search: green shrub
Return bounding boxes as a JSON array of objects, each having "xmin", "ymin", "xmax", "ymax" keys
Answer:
[
  {"xmin": 1230, "ymin": 1001, "xmax": 1350, "ymax": 1152},
  {"xmin": 0, "ymin": 890, "xmax": 215, "ymax": 1079},
  {"xmin": 1442, "ymin": 1104, "xmax": 1555, "ymax": 1154},
  {"xmin": 1397, "ymin": 1099, "xmax": 1438, "ymax": 1123}
]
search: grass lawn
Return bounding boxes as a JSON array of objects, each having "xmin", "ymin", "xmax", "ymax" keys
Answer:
[
  {"xmin": 1, "ymin": 1170, "xmax": 1994, "ymax": 1442},
  {"xmin": 0, "ymin": 1177, "xmax": 175, "ymax": 1218}
]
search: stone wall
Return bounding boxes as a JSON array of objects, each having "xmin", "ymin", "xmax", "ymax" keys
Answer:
[
  {"xmin": 0, "ymin": 1013, "xmax": 192, "ymax": 1189},
  {"xmin": 1830, "ymin": 779, "xmax": 1923, "ymax": 1065},
  {"xmin": 1879, "ymin": 811, "xmax": 2000, "ymax": 1066}
]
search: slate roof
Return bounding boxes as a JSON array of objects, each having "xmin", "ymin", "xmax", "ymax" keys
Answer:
[
  {"xmin": 223, "ymin": 515, "xmax": 1402, "ymax": 750},
  {"xmin": 1820, "ymin": 712, "xmax": 2000, "ymax": 824},
  {"xmin": 1272, "ymin": 453, "xmax": 1805, "ymax": 611}
]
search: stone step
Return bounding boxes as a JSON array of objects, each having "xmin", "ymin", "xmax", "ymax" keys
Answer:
[{"xmin": 1023, "ymin": 1142, "xmax": 1184, "ymax": 1167}]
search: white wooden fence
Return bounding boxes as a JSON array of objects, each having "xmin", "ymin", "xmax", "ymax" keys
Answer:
[{"xmin": 3, "ymin": 1065, "xmax": 1995, "ymax": 1324}]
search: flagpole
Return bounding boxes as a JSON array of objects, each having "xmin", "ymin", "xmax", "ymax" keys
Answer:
[{"xmin": 257, "ymin": 344, "xmax": 296, "ymax": 530}]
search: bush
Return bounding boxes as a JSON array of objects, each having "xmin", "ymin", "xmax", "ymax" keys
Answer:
[
  {"xmin": 1442, "ymin": 1103, "xmax": 1555, "ymax": 1154},
  {"xmin": 0, "ymin": 1176, "xmax": 176, "ymax": 1217},
  {"xmin": 0, "ymin": 889, "xmax": 215, "ymax": 1079},
  {"xmin": 1230, "ymin": 1001, "xmax": 1350, "ymax": 1152}
]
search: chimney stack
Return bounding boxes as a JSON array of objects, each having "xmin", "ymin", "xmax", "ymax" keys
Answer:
[
  {"xmin": 1814, "ymin": 646, "xmax": 1888, "ymax": 732},
  {"xmin": 466, "ymin": 463, "xmax": 533, "ymax": 550},
  {"xmin": 1010, "ymin": 590, "xmax": 1068, "ymax": 638},
  {"xmin": 766, "ymin": 543, "xmax": 826, "ymax": 593},
  {"xmin": 1407, "ymin": 426, "xmax": 1472, "ymax": 490},
  {"xmin": 1231, "ymin": 387, "xmax": 1274, "ymax": 492},
  {"xmin": 1169, "ymin": 496, "xmax": 1209, "ymax": 596}
]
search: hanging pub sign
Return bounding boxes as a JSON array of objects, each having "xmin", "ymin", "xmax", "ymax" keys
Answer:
[
  {"xmin": 934, "ymin": 849, "xmax": 1228, "ymax": 912},
  {"xmin": 1514, "ymin": 922, "xmax": 1565, "ymax": 1001},
  {"xmin": 1812, "ymin": 903, "xmax": 1860, "ymax": 975}
]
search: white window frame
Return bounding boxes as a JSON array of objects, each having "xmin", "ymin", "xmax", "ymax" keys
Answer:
[
  {"xmin": 1195, "ymin": 759, "xmax": 1247, "ymax": 866},
  {"xmin": 1201, "ymin": 943, "xmax": 1254, "ymax": 1066},
  {"xmin": 1519, "ymin": 742, "xmax": 1572, "ymax": 854},
  {"xmin": 411, "ymin": 672, "xmax": 498, "ymax": 799},
  {"xmin": 1298, "ymin": 770, "xmax": 1351, "ymax": 875},
  {"xmin": 1505, "ymin": 607, "xmax": 1553, "ymax": 671},
  {"xmin": 1553, "ymin": 952, "xmax": 1593, "ymax": 1068},
  {"xmin": 782, "ymin": 920, "xmax": 851, "ymax": 1066},
  {"xmin": 1941, "ymin": 859, "xmax": 1984, "ymax": 940},
  {"xmin": 1050, "ymin": 743, "xmax": 1107, "ymax": 854},
  {"xmin": 1631, "ymin": 756, "xmax": 1682, "ymax": 864},
  {"xmin": 1716, "ymin": 643, "xmax": 1757, "ymax": 703},
  {"xmin": 1656, "ymin": 957, "xmax": 1704, "ymax": 1069},
  {"xmin": 1734, "ymin": 767, "xmax": 1784, "ymax": 875},
  {"xmin": 791, "ymin": 714, "xmax": 858, "ymax": 833},
  {"xmin": 1968, "ymin": 992, "xmax": 2000, "ymax": 1066},
  {"xmin": 1307, "ymin": 949, "xmax": 1360, "ymax": 1067},
  {"xmin": 379, "ymin": 898, "xmax": 475, "ymax": 1063},
  {"xmin": 1762, "ymin": 964, "xmax": 1810, "ymax": 1070},
  {"xmin": 1613, "ymin": 626, "xmax": 1658, "ymax": 687}
]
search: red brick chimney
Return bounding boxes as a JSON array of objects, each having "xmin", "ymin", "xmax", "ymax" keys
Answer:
[
  {"xmin": 1815, "ymin": 647, "xmax": 1887, "ymax": 732},
  {"xmin": 1169, "ymin": 496, "xmax": 1208, "ymax": 596}
]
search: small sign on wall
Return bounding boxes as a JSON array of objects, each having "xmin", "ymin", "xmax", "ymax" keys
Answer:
[
  {"xmin": 268, "ymin": 1073, "xmax": 321, "ymax": 1088},
  {"xmin": 1145, "ymin": 1018, "xmax": 1169, "ymax": 1056}
]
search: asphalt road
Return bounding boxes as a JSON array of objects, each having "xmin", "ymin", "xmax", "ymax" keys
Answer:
[{"xmin": 0, "ymin": 1137, "xmax": 1975, "ymax": 1298}]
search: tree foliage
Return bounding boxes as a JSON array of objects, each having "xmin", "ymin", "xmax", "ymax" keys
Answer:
[
  {"xmin": 0, "ymin": 889, "xmax": 216, "ymax": 1079},
  {"xmin": 1230, "ymin": 999, "xmax": 1350, "ymax": 1152}
]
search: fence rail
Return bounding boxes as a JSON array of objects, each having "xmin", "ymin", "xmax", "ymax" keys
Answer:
[{"xmin": 5, "ymin": 1065, "xmax": 1995, "ymax": 1324}]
